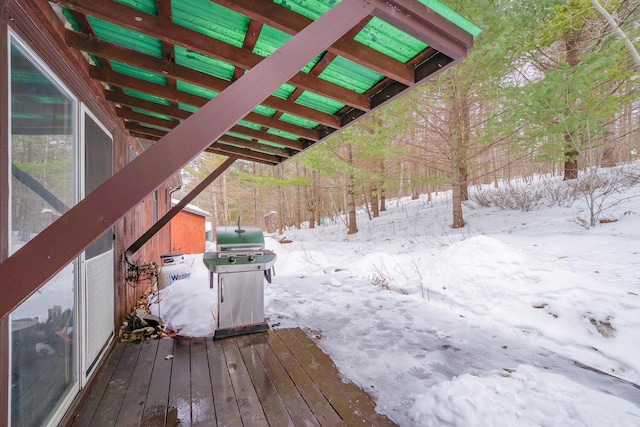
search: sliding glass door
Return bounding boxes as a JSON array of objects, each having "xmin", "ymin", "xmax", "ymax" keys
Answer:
[
  {"xmin": 9, "ymin": 35, "xmax": 78, "ymax": 427},
  {"xmin": 8, "ymin": 33, "xmax": 115, "ymax": 426}
]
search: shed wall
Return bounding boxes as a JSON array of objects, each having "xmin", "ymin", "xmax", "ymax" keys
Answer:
[{"xmin": 170, "ymin": 211, "xmax": 207, "ymax": 254}]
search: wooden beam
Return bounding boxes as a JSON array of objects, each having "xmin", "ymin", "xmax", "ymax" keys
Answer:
[
  {"xmin": 228, "ymin": 125, "xmax": 305, "ymax": 151},
  {"xmin": 207, "ymin": 143, "xmax": 282, "ymax": 165},
  {"xmin": 89, "ymin": 66, "xmax": 341, "ymax": 128},
  {"xmin": 57, "ymin": 0, "xmax": 371, "ymax": 111},
  {"xmin": 217, "ymin": 135, "xmax": 292, "ymax": 158},
  {"xmin": 203, "ymin": 146, "xmax": 279, "ymax": 165},
  {"xmin": 368, "ymin": 0, "xmax": 472, "ymax": 60},
  {"xmin": 0, "ymin": 0, "xmax": 375, "ymax": 319},
  {"xmin": 124, "ymin": 156, "xmax": 236, "ymax": 263},
  {"xmin": 214, "ymin": 0, "xmax": 415, "ymax": 86}
]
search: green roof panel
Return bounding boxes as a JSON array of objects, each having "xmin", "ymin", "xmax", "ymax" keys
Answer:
[
  {"xmin": 295, "ymin": 91, "xmax": 345, "ymax": 114},
  {"xmin": 319, "ymin": 56, "xmax": 383, "ymax": 94},
  {"xmin": 174, "ymin": 46, "xmax": 235, "ymax": 81},
  {"xmin": 115, "ymin": 0, "xmax": 157, "ymax": 15},
  {"xmin": 279, "ymin": 113, "xmax": 319, "ymax": 129},
  {"xmin": 89, "ymin": 17, "xmax": 163, "ymax": 58},
  {"xmin": 123, "ymin": 88, "xmax": 171, "ymax": 106},
  {"xmin": 355, "ymin": 17, "xmax": 427, "ymax": 62},
  {"xmin": 110, "ymin": 61, "xmax": 167, "ymax": 86},
  {"xmin": 172, "ymin": 0, "xmax": 249, "ymax": 48},
  {"xmin": 267, "ymin": 128, "xmax": 300, "ymax": 141}
]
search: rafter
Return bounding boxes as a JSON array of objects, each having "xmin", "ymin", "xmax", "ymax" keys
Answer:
[
  {"xmin": 217, "ymin": 136, "xmax": 292, "ymax": 158},
  {"xmin": 206, "ymin": 143, "xmax": 282, "ymax": 165},
  {"xmin": 367, "ymin": 0, "xmax": 472, "ymax": 60}
]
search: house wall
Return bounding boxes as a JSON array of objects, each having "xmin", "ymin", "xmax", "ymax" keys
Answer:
[
  {"xmin": 171, "ymin": 211, "xmax": 207, "ymax": 254},
  {"xmin": 0, "ymin": 1, "xmax": 10, "ymax": 420},
  {"xmin": 0, "ymin": 0, "xmax": 173, "ymax": 423}
]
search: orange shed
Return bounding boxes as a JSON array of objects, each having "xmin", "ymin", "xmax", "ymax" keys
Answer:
[{"xmin": 170, "ymin": 199, "xmax": 211, "ymax": 254}]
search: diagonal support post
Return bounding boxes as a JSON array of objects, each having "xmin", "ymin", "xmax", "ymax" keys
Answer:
[
  {"xmin": 125, "ymin": 157, "xmax": 236, "ymax": 265},
  {"xmin": 0, "ymin": 0, "xmax": 376, "ymax": 319}
]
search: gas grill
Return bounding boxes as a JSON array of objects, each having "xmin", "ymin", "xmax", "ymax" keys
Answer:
[{"xmin": 203, "ymin": 221, "xmax": 276, "ymax": 339}]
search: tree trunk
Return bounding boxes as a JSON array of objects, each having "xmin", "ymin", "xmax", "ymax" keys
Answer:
[
  {"xmin": 459, "ymin": 90, "xmax": 470, "ymax": 202},
  {"xmin": 370, "ymin": 183, "xmax": 379, "ymax": 218},
  {"xmin": 563, "ymin": 133, "xmax": 579, "ymax": 180},
  {"xmin": 277, "ymin": 166, "xmax": 285, "ymax": 234},
  {"xmin": 379, "ymin": 159, "xmax": 386, "ymax": 212},
  {"xmin": 252, "ymin": 163, "xmax": 258, "ymax": 225},
  {"xmin": 295, "ymin": 163, "xmax": 301, "ymax": 228},
  {"xmin": 450, "ymin": 84, "xmax": 465, "ymax": 229},
  {"xmin": 346, "ymin": 143, "xmax": 358, "ymax": 234},
  {"xmin": 563, "ymin": 35, "xmax": 580, "ymax": 180},
  {"xmin": 411, "ymin": 161, "xmax": 420, "ymax": 200}
]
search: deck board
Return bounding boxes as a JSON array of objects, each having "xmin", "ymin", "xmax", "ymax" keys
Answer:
[
  {"xmin": 90, "ymin": 339, "xmax": 142, "ymax": 427},
  {"xmin": 70, "ymin": 342, "xmax": 126, "ymax": 426},
  {"xmin": 236, "ymin": 335, "xmax": 293, "ymax": 426},
  {"xmin": 205, "ymin": 339, "xmax": 243, "ymax": 426},
  {"xmin": 64, "ymin": 328, "xmax": 397, "ymax": 427},
  {"xmin": 221, "ymin": 338, "xmax": 269, "ymax": 426},
  {"xmin": 116, "ymin": 339, "xmax": 159, "ymax": 427},
  {"xmin": 189, "ymin": 337, "xmax": 216, "ymax": 426},
  {"xmin": 167, "ymin": 337, "xmax": 192, "ymax": 426},
  {"xmin": 261, "ymin": 331, "xmax": 346, "ymax": 427},
  {"xmin": 140, "ymin": 338, "xmax": 174, "ymax": 427}
]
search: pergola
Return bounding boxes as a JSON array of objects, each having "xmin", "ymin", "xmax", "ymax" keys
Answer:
[{"xmin": 0, "ymin": 0, "xmax": 480, "ymax": 318}]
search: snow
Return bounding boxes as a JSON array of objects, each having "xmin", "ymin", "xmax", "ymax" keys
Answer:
[{"xmin": 149, "ymin": 167, "xmax": 640, "ymax": 427}]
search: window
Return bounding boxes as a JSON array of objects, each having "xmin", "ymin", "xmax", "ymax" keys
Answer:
[{"xmin": 9, "ymin": 34, "xmax": 78, "ymax": 427}]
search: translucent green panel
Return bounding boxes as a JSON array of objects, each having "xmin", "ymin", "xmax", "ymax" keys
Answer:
[
  {"xmin": 253, "ymin": 105, "xmax": 277, "ymax": 116},
  {"xmin": 267, "ymin": 128, "xmax": 300, "ymax": 141},
  {"xmin": 132, "ymin": 108, "xmax": 173, "ymax": 121},
  {"xmin": 319, "ymin": 56, "xmax": 383, "ymax": 94},
  {"xmin": 176, "ymin": 81, "xmax": 218, "ymax": 99},
  {"xmin": 123, "ymin": 88, "xmax": 171, "ymax": 106},
  {"xmin": 272, "ymin": 0, "xmax": 330, "ymax": 20},
  {"xmin": 253, "ymin": 25, "xmax": 290, "ymax": 58},
  {"xmin": 89, "ymin": 17, "xmax": 162, "ymax": 57},
  {"xmin": 174, "ymin": 46, "xmax": 235, "ymax": 81},
  {"xmin": 272, "ymin": 83, "xmax": 297, "ymax": 100},
  {"xmin": 257, "ymin": 140, "xmax": 286, "ymax": 149},
  {"xmin": 116, "ymin": 0, "xmax": 157, "ymax": 15},
  {"xmin": 417, "ymin": 0, "xmax": 483, "ymax": 37},
  {"xmin": 226, "ymin": 132, "xmax": 253, "ymax": 140},
  {"xmin": 279, "ymin": 113, "xmax": 319, "ymax": 129},
  {"xmin": 143, "ymin": 123, "xmax": 172, "ymax": 132},
  {"xmin": 356, "ymin": 17, "xmax": 426, "ymax": 62},
  {"xmin": 61, "ymin": 9, "xmax": 80, "ymax": 31},
  {"xmin": 237, "ymin": 120, "xmax": 263, "ymax": 131},
  {"xmin": 111, "ymin": 61, "xmax": 167, "ymax": 85},
  {"xmin": 179, "ymin": 103, "xmax": 198, "ymax": 113},
  {"xmin": 172, "ymin": 0, "xmax": 249, "ymax": 48},
  {"xmin": 295, "ymin": 91, "xmax": 344, "ymax": 114}
]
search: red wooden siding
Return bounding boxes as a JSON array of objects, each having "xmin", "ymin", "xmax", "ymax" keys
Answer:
[{"xmin": 170, "ymin": 211, "xmax": 207, "ymax": 254}]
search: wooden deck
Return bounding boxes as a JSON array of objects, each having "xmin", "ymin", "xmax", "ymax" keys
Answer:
[{"xmin": 64, "ymin": 328, "xmax": 397, "ymax": 426}]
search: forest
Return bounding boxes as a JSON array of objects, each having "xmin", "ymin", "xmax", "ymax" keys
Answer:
[{"xmin": 175, "ymin": 0, "xmax": 640, "ymax": 235}]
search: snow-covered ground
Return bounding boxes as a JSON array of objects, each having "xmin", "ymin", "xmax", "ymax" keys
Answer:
[{"xmin": 150, "ymin": 166, "xmax": 640, "ymax": 427}]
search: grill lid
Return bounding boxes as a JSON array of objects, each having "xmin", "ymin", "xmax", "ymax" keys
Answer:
[{"xmin": 216, "ymin": 224, "xmax": 265, "ymax": 251}]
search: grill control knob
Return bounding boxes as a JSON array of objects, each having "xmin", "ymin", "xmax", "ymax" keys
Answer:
[
  {"xmin": 248, "ymin": 255, "xmax": 256, "ymax": 263},
  {"xmin": 228, "ymin": 256, "xmax": 236, "ymax": 264}
]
